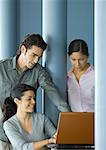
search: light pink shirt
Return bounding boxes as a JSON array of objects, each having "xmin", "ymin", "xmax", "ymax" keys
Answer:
[{"xmin": 67, "ymin": 65, "xmax": 94, "ymax": 112}]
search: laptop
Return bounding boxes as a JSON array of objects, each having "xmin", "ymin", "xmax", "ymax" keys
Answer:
[{"xmin": 56, "ymin": 112, "xmax": 94, "ymax": 145}]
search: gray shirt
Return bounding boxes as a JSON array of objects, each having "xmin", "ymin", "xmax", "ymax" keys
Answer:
[
  {"xmin": 3, "ymin": 113, "xmax": 56, "ymax": 150},
  {"xmin": 0, "ymin": 55, "xmax": 70, "ymax": 141},
  {"xmin": 0, "ymin": 56, "xmax": 70, "ymax": 111}
]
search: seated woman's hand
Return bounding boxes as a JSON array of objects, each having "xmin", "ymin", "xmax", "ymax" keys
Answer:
[
  {"xmin": 48, "ymin": 137, "xmax": 56, "ymax": 144},
  {"xmin": 53, "ymin": 132, "xmax": 57, "ymax": 139}
]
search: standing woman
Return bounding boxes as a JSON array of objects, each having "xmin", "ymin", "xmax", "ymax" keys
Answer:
[
  {"xmin": 3, "ymin": 84, "xmax": 56, "ymax": 150},
  {"xmin": 67, "ymin": 39, "xmax": 94, "ymax": 112}
]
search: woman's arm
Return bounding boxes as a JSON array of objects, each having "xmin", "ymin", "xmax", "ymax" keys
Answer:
[
  {"xmin": 52, "ymin": 132, "xmax": 57, "ymax": 139},
  {"xmin": 3, "ymin": 121, "xmax": 34, "ymax": 150},
  {"xmin": 43, "ymin": 114, "xmax": 56, "ymax": 137},
  {"xmin": 33, "ymin": 137, "xmax": 56, "ymax": 150},
  {"xmin": 3, "ymin": 117, "xmax": 56, "ymax": 150}
]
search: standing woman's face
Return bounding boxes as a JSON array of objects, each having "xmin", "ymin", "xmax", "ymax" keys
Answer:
[{"xmin": 70, "ymin": 51, "xmax": 88, "ymax": 71}]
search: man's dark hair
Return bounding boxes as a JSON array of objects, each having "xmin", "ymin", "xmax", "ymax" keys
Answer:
[{"xmin": 20, "ymin": 33, "xmax": 47, "ymax": 51}]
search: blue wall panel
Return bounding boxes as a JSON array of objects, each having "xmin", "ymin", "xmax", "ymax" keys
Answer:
[
  {"xmin": 67, "ymin": 0, "xmax": 94, "ymax": 70},
  {"xmin": 0, "ymin": 0, "xmax": 17, "ymax": 59},
  {"xmin": 95, "ymin": 1, "xmax": 106, "ymax": 149},
  {"xmin": 0, "ymin": 0, "xmax": 42, "ymax": 112},
  {"xmin": 43, "ymin": 0, "xmax": 67, "ymax": 125}
]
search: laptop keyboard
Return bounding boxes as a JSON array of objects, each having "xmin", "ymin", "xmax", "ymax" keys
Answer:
[{"xmin": 57, "ymin": 144, "xmax": 95, "ymax": 149}]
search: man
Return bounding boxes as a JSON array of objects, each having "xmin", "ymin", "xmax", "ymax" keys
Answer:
[{"xmin": 0, "ymin": 34, "xmax": 70, "ymax": 142}]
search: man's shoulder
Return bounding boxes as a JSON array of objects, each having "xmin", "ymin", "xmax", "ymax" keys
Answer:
[
  {"xmin": 0, "ymin": 57, "xmax": 12, "ymax": 65},
  {"xmin": 35, "ymin": 63, "xmax": 43, "ymax": 69},
  {"xmin": 0, "ymin": 57, "xmax": 13, "ymax": 70},
  {"xmin": 0, "ymin": 59, "xmax": 7, "ymax": 64},
  {"xmin": 34, "ymin": 63, "xmax": 47, "ymax": 72}
]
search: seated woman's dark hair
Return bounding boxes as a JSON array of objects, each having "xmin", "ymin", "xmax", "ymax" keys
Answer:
[
  {"xmin": 3, "ymin": 84, "xmax": 36, "ymax": 122},
  {"xmin": 2, "ymin": 97, "xmax": 17, "ymax": 123}
]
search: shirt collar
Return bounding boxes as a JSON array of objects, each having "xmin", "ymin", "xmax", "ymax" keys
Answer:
[
  {"xmin": 7, "ymin": 55, "xmax": 18, "ymax": 70},
  {"xmin": 11, "ymin": 55, "xmax": 30, "ymax": 72},
  {"xmin": 68, "ymin": 64, "xmax": 94, "ymax": 77},
  {"xmin": 85, "ymin": 65, "xmax": 94, "ymax": 74},
  {"xmin": 68, "ymin": 67, "xmax": 74, "ymax": 77},
  {"xmin": 12, "ymin": 55, "xmax": 17, "ymax": 69}
]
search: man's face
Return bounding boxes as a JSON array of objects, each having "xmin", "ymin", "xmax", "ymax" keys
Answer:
[{"xmin": 24, "ymin": 45, "xmax": 43, "ymax": 69}]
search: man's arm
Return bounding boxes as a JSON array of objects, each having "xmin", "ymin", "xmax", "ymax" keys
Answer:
[{"xmin": 38, "ymin": 66, "xmax": 71, "ymax": 112}]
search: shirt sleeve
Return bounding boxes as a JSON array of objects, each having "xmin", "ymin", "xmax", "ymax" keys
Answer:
[
  {"xmin": 43, "ymin": 115, "xmax": 56, "ymax": 137},
  {"xmin": 3, "ymin": 121, "xmax": 34, "ymax": 150},
  {"xmin": 38, "ymin": 66, "xmax": 71, "ymax": 112}
]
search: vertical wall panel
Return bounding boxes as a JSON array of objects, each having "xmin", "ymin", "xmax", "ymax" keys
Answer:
[
  {"xmin": 67, "ymin": 0, "xmax": 94, "ymax": 70},
  {"xmin": 17, "ymin": 0, "xmax": 42, "ymax": 44},
  {"xmin": 95, "ymin": 0, "xmax": 106, "ymax": 149},
  {"xmin": 43, "ymin": 0, "xmax": 67, "ymax": 125},
  {"xmin": 16, "ymin": 0, "xmax": 42, "ymax": 113},
  {"xmin": 0, "ymin": 0, "xmax": 42, "ymax": 112},
  {"xmin": 0, "ymin": 0, "xmax": 17, "ymax": 59}
]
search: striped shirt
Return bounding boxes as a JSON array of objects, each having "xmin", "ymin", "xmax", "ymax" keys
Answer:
[{"xmin": 67, "ymin": 65, "xmax": 94, "ymax": 112}]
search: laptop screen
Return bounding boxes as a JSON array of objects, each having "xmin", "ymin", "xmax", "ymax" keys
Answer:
[{"xmin": 56, "ymin": 112, "xmax": 94, "ymax": 145}]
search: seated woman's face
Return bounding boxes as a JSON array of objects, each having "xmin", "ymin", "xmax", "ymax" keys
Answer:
[
  {"xmin": 69, "ymin": 51, "xmax": 88, "ymax": 71},
  {"xmin": 18, "ymin": 90, "xmax": 36, "ymax": 113}
]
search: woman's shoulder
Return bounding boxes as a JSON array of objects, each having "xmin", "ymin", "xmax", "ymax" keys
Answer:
[
  {"xmin": 86, "ymin": 64, "xmax": 94, "ymax": 74},
  {"xmin": 89, "ymin": 64, "xmax": 94, "ymax": 70},
  {"xmin": 32, "ymin": 112, "xmax": 48, "ymax": 122},
  {"xmin": 67, "ymin": 68, "xmax": 73, "ymax": 78},
  {"xmin": 32, "ymin": 112, "xmax": 45, "ymax": 118},
  {"xmin": 3, "ymin": 115, "xmax": 18, "ymax": 129}
]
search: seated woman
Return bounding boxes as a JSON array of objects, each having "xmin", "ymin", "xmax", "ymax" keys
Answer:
[
  {"xmin": 3, "ymin": 84, "xmax": 57, "ymax": 150},
  {"xmin": 67, "ymin": 39, "xmax": 94, "ymax": 112}
]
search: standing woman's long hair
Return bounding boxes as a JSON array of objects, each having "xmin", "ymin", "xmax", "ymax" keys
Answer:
[{"xmin": 2, "ymin": 84, "xmax": 36, "ymax": 122}]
